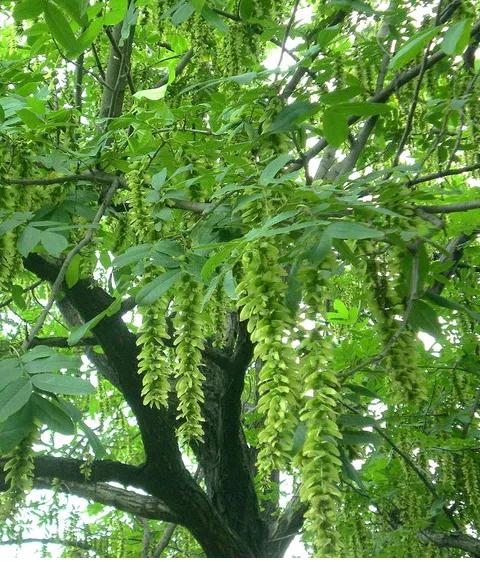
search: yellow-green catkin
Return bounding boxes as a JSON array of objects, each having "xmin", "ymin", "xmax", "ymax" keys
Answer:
[
  {"xmin": 126, "ymin": 160, "xmax": 171, "ymax": 410},
  {"xmin": 138, "ymin": 278, "xmax": 171, "ymax": 409},
  {"xmin": 298, "ymin": 266, "xmax": 342, "ymax": 555},
  {"xmin": 0, "ymin": 185, "xmax": 18, "ymax": 291},
  {"xmin": 1, "ymin": 430, "xmax": 37, "ymax": 520},
  {"xmin": 237, "ymin": 240, "xmax": 298, "ymax": 480},
  {"xmin": 173, "ymin": 274, "xmax": 206, "ymax": 444},
  {"xmin": 364, "ymin": 244, "xmax": 426, "ymax": 402},
  {"xmin": 461, "ymin": 451, "xmax": 480, "ymax": 522}
]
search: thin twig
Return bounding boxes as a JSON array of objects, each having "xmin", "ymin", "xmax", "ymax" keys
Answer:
[
  {"xmin": 91, "ymin": 43, "xmax": 106, "ymax": 80},
  {"xmin": 341, "ymin": 401, "xmax": 460, "ymax": 530},
  {"xmin": 22, "ymin": 179, "xmax": 120, "ymax": 351},
  {"xmin": 407, "ymin": 162, "xmax": 480, "ymax": 186},
  {"xmin": 155, "ymin": 50, "xmax": 194, "ymax": 88},
  {"xmin": 393, "ymin": 33, "xmax": 433, "ymax": 167},
  {"xmin": 104, "ymin": 26, "xmax": 135, "ymax": 94},
  {"xmin": 277, "ymin": 0, "xmax": 300, "ymax": 72},
  {"xmin": 0, "ymin": 281, "xmax": 43, "ymax": 310}
]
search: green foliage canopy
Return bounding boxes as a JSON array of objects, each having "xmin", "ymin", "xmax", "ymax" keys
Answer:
[{"xmin": 0, "ymin": 0, "xmax": 479, "ymax": 557}]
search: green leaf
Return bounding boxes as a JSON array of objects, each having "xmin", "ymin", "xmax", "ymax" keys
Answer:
[
  {"xmin": 171, "ymin": 1, "xmax": 195, "ymax": 26},
  {"xmin": 52, "ymin": 0, "xmax": 87, "ymax": 26},
  {"xmin": 67, "ymin": 298, "xmax": 121, "ymax": 345},
  {"xmin": 58, "ymin": 400, "xmax": 106, "ymax": 457},
  {"xmin": 152, "ymin": 168, "xmax": 168, "ymax": 189},
  {"xmin": 323, "ymin": 109, "xmax": 348, "ymax": 147},
  {"xmin": 201, "ymin": 243, "xmax": 238, "ymax": 282},
  {"xmin": 291, "ymin": 422, "xmax": 307, "ymax": 455},
  {"xmin": 266, "ymin": 101, "xmax": 320, "ymax": 135},
  {"xmin": 31, "ymin": 374, "xmax": 95, "ymax": 395},
  {"xmin": 223, "ymin": 270, "xmax": 237, "ymax": 300},
  {"xmin": 190, "ymin": 0, "xmax": 205, "ymax": 12},
  {"xmin": 119, "ymin": 2, "xmax": 137, "ymax": 45},
  {"xmin": 0, "ymin": 363, "xmax": 24, "ymax": 392},
  {"xmin": 325, "ymin": 221, "xmax": 384, "ymax": 240},
  {"xmin": 0, "ymin": 378, "xmax": 33, "ymax": 422},
  {"xmin": 104, "ymin": 0, "xmax": 128, "ymax": 25},
  {"xmin": 0, "ymin": 405, "xmax": 34, "ymax": 453},
  {"xmin": 17, "ymin": 108, "xmax": 44, "ymax": 128},
  {"xmin": 389, "ymin": 26, "xmax": 441, "ymax": 71},
  {"xmin": 338, "ymin": 414, "xmax": 376, "ymax": 427},
  {"xmin": 408, "ymin": 299, "xmax": 442, "ymax": 339},
  {"xmin": 259, "ymin": 154, "xmax": 292, "ymax": 185},
  {"xmin": 11, "ymin": 285, "xmax": 27, "ymax": 310},
  {"xmin": 345, "ymin": 383, "xmax": 381, "ymax": 400},
  {"xmin": 21, "ymin": 346, "xmax": 54, "ymax": 362},
  {"xmin": 201, "ymin": 6, "xmax": 228, "ymax": 32},
  {"xmin": 0, "ymin": 212, "xmax": 33, "ymax": 236},
  {"xmin": 41, "ymin": 230, "xmax": 69, "ymax": 257},
  {"xmin": 65, "ymin": 253, "xmax": 81, "ymax": 288},
  {"xmin": 133, "ymin": 85, "xmax": 168, "ymax": 101},
  {"xmin": 320, "ymin": 86, "xmax": 363, "ymax": 104},
  {"xmin": 13, "ymin": 0, "xmax": 45, "ymax": 20},
  {"xmin": 441, "ymin": 20, "xmax": 472, "ymax": 56},
  {"xmin": 334, "ymin": 102, "xmax": 391, "ymax": 116},
  {"xmin": 17, "ymin": 226, "xmax": 42, "ymax": 257},
  {"xmin": 239, "ymin": 0, "xmax": 254, "ymax": 20},
  {"xmin": 425, "ymin": 291, "xmax": 480, "ymax": 322},
  {"xmin": 31, "ymin": 394, "xmax": 75, "ymax": 435},
  {"xmin": 136, "ymin": 269, "xmax": 181, "ymax": 305},
  {"xmin": 25, "ymin": 354, "xmax": 81, "ymax": 374},
  {"xmin": 339, "ymin": 448, "xmax": 365, "ymax": 489},
  {"xmin": 113, "ymin": 244, "xmax": 152, "ymax": 269},
  {"xmin": 79, "ymin": 420, "xmax": 107, "ymax": 458},
  {"xmin": 342, "ymin": 430, "xmax": 381, "ymax": 446},
  {"xmin": 44, "ymin": 1, "xmax": 79, "ymax": 53}
]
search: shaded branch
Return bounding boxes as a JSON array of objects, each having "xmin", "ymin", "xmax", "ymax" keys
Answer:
[
  {"xmin": 155, "ymin": 50, "xmax": 194, "ymax": 88},
  {"xmin": 29, "ymin": 336, "xmax": 97, "ymax": 348},
  {"xmin": 418, "ymin": 200, "xmax": 480, "ymax": 214},
  {"xmin": 0, "ymin": 280, "xmax": 43, "ymax": 310},
  {"xmin": 267, "ymin": 492, "xmax": 306, "ymax": 557},
  {"xmin": 429, "ymin": 231, "xmax": 479, "ymax": 295},
  {"xmin": 0, "ymin": 537, "xmax": 95, "ymax": 553},
  {"xmin": 418, "ymin": 531, "xmax": 480, "ymax": 556},
  {"xmin": 100, "ymin": 21, "xmax": 135, "ymax": 121},
  {"xmin": 407, "ymin": 162, "xmax": 480, "ymax": 186}
]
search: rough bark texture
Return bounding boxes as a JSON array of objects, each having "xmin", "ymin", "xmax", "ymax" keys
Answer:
[{"xmin": 21, "ymin": 254, "xmax": 273, "ymax": 557}]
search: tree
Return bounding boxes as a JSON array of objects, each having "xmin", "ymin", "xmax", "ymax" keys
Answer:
[{"xmin": 0, "ymin": 0, "xmax": 479, "ymax": 557}]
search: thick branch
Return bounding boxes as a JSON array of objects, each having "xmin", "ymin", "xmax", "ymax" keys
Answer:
[
  {"xmin": 100, "ymin": 22, "xmax": 135, "ymax": 120},
  {"xmin": 418, "ymin": 200, "xmax": 480, "ymax": 214},
  {"xmin": 429, "ymin": 231, "xmax": 479, "ymax": 295},
  {"xmin": 2, "ymin": 173, "xmax": 210, "ymax": 214},
  {"xmin": 21, "ymin": 254, "xmax": 255, "ymax": 557},
  {"xmin": 408, "ymin": 163, "xmax": 480, "ymax": 186},
  {"xmin": 267, "ymin": 493, "xmax": 306, "ymax": 557},
  {"xmin": 418, "ymin": 531, "xmax": 480, "ymax": 556},
  {"xmin": 30, "ymin": 336, "xmax": 97, "ymax": 348}
]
